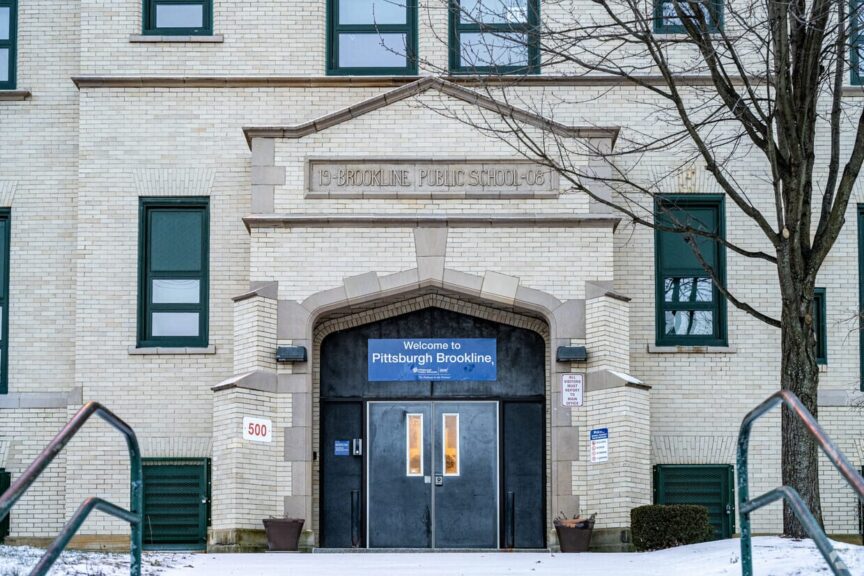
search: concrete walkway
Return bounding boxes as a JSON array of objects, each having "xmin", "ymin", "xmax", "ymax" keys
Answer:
[{"xmin": 158, "ymin": 538, "xmax": 864, "ymax": 576}]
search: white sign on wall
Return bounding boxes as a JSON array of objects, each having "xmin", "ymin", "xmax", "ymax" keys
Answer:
[
  {"xmin": 561, "ymin": 373, "xmax": 584, "ymax": 407},
  {"xmin": 242, "ymin": 416, "xmax": 272, "ymax": 443},
  {"xmin": 589, "ymin": 428, "xmax": 609, "ymax": 464}
]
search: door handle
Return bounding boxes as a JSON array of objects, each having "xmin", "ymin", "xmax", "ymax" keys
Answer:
[{"xmin": 725, "ymin": 504, "xmax": 732, "ymax": 515}]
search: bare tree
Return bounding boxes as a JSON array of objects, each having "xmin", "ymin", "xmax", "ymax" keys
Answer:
[{"xmin": 408, "ymin": 0, "xmax": 864, "ymax": 537}]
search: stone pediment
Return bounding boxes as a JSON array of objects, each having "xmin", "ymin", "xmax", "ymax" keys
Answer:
[{"xmin": 242, "ymin": 76, "xmax": 619, "ymax": 147}]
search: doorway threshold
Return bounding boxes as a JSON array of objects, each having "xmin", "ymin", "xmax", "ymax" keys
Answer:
[{"xmin": 313, "ymin": 548, "xmax": 552, "ymax": 553}]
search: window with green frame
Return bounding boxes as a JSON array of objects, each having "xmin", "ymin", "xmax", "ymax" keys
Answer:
[
  {"xmin": 0, "ymin": 212, "xmax": 9, "ymax": 395},
  {"xmin": 655, "ymin": 195, "xmax": 727, "ymax": 346},
  {"xmin": 813, "ymin": 288, "xmax": 827, "ymax": 365},
  {"xmin": 0, "ymin": 0, "xmax": 17, "ymax": 90},
  {"xmin": 138, "ymin": 198, "xmax": 209, "ymax": 348},
  {"xmin": 449, "ymin": 0, "xmax": 540, "ymax": 73},
  {"xmin": 327, "ymin": 0, "xmax": 417, "ymax": 75},
  {"xmin": 653, "ymin": 0, "xmax": 722, "ymax": 34},
  {"xmin": 143, "ymin": 0, "xmax": 212, "ymax": 35},
  {"xmin": 852, "ymin": 0, "xmax": 864, "ymax": 85}
]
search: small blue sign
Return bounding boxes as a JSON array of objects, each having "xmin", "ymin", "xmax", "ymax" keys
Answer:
[
  {"xmin": 368, "ymin": 338, "xmax": 497, "ymax": 381},
  {"xmin": 590, "ymin": 428, "xmax": 609, "ymax": 441},
  {"xmin": 334, "ymin": 440, "xmax": 351, "ymax": 456}
]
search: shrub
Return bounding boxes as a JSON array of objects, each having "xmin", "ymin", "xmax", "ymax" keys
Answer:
[{"xmin": 630, "ymin": 504, "xmax": 714, "ymax": 551}]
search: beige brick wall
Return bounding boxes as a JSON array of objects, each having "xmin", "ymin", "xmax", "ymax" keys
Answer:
[
  {"xmin": 234, "ymin": 296, "xmax": 277, "ymax": 374},
  {"xmin": 0, "ymin": 409, "xmax": 68, "ymax": 538}
]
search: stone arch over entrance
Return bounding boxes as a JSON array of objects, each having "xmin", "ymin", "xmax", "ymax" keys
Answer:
[
  {"xmin": 311, "ymin": 290, "xmax": 552, "ymax": 548},
  {"xmin": 211, "ymin": 254, "xmax": 649, "ymax": 552}
]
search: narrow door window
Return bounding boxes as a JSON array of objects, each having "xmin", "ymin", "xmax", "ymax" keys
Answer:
[
  {"xmin": 406, "ymin": 413, "xmax": 423, "ymax": 476},
  {"xmin": 443, "ymin": 413, "xmax": 460, "ymax": 476}
]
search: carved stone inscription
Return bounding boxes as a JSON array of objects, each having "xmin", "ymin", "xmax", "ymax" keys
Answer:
[{"xmin": 307, "ymin": 159, "xmax": 559, "ymax": 198}]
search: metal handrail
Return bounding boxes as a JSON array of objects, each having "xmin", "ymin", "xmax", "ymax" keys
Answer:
[
  {"xmin": 737, "ymin": 390, "xmax": 864, "ymax": 576},
  {"xmin": 0, "ymin": 401, "xmax": 143, "ymax": 576}
]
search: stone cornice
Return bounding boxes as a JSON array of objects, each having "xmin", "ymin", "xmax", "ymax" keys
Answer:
[
  {"xmin": 0, "ymin": 90, "xmax": 31, "ymax": 101},
  {"xmin": 71, "ymin": 74, "xmax": 747, "ymax": 89},
  {"xmin": 242, "ymin": 213, "xmax": 621, "ymax": 230}
]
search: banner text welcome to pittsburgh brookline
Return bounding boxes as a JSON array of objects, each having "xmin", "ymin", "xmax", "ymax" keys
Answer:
[{"xmin": 367, "ymin": 338, "xmax": 497, "ymax": 381}]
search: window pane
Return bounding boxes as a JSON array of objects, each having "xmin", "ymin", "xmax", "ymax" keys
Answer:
[
  {"xmin": 460, "ymin": 0, "xmax": 528, "ymax": 23},
  {"xmin": 0, "ymin": 7, "xmax": 9, "ymax": 41},
  {"xmin": 150, "ymin": 210, "xmax": 203, "ymax": 272},
  {"xmin": 338, "ymin": 33, "xmax": 407, "ymax": 67},
  {"xmin": 406, "ymin": 413, "xmax": 423, "ymax": 476},
  {"xmin": 152, "ymin": 312, "xmax": 199, "ymax": 337},
  {"xmin": 155, "ymin": 3, "xmax": 204, "ymax": 28},
  {"xmin": 443, "ymin": 414, "xmax": 459, "ymax": 476},
  {"xmin": 657, "ymin": 206, "xmax": 718, "ymax": 269},
  {"xmin": 664, "ymin": 277, "xmax": 712, "ymax": 303},
  {"xmin": 339, "ymin": 0, "xmax": 407, "ymax": 25},
  {"xmin": 660, "ymin": 0, "xmax": 717, "ymax": 29},
  {"xmin": 0, "ymin": 48, "xmax": 8, "ymax": 82},
  {"xmin": 459, "ymin": 32, "xmax": 528, "ymax": 68},
  {"xmin": 152, "ymin": 279, "xmax": 200, "ymax": 304},
  {"xmin": 664, "ymin": 310, "xmax": 713, "ymax": 336}
]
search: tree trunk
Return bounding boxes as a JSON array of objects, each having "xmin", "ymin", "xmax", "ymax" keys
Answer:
[{"xmin": 780, "ymin": 295, "xmax": 823, "ymax": 537}]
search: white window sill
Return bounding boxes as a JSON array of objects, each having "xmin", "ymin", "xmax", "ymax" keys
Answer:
[
  {"xmin": 128, "ymin": 345, "xmax": 217, "ymax": 355},
  {"xmin": 129, "ymin": 34, "xmax": 224, "ymax": 43},
  {"xmin": 647, "ymin": 344, "xmax": 736, "ymax": 354},
  {"xmin": 0, "ymin": 90, "xmax": 31, "ymax": 101}
]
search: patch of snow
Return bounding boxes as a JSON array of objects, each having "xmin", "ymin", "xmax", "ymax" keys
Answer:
[
  {"xmin": 0, "ymin": 545, "xmax": 190, "ymax": 576},
  {"xmin": 2, "ymin": 537, "xmax": 861, "ymax": 576}
]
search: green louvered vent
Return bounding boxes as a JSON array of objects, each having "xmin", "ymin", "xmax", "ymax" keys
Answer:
[
  {"xmin": 143, "ymin": 460, "xmax": 209, "ymax": 550},
  {"xmin": 0, "ymin": 468, "xmax": 10, "ymax": 543},
  {"xmin": 653, "ymin": 464, "xmax": 735, "ymax": 539}
]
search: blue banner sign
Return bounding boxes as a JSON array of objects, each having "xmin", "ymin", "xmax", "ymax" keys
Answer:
[
  {"xmin": 334, "ymin": 440, "xmax": 351, "ymax": 456},
  {"xmin": 368, "ymin": 338, "xmax": 497, "ymax": 381}
]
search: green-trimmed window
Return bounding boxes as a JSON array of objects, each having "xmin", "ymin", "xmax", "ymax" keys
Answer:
[
  {"xmin": 0, "ymin": 212, "xmax": 9, "ymax": 394},
  {"xmin": 814, "ymin": 288, "xmax": 827, "ymax": 365},
  {"xmin": 653, "ymin": 0, "xmax": 722, "ymax": 34},
  {"xmin": 853, "ymin": 0, "xmax": 864, "ymax": 85},
  {"xmin": 327, "ymin": 0, "xmax": 417, "ymax": 75},
  {"xmin": 449, "ymin": 0, "xmax": 540, "ymax": 74},
  {"xmin": 143, "ymin": 0, "xmax": 212, "ymax": 35},
  {"xmin": 655, "ymin": 195, "xmax": 727, "ymax": 346},
  {"xmin": 0, "ymin": 0, "xmax": 17, "ymax": 90},
  {"xmin": 138, "ymin": 198, "xmax": 209, "ymax": 348}
]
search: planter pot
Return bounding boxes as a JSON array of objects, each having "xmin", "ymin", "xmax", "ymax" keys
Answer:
[
  {"xmin": 554, "ymin": 517, "xmax": 594, "ymax": 553},
  {"xmin": 262, "ymin": 518, "xmax": 305, "ymax": 552}
]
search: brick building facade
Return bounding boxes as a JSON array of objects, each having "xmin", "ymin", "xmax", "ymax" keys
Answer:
[{"xmin": 0, "ymin": 0, "xmax": 862, "ymax": 553}]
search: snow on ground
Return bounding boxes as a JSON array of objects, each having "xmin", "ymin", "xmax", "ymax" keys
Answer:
[
  {"xmin": 0, "ymin": 545, "xmax": 190, "ymax": 576},
  {"xmin": 2, "ymin": 537, "xmax": 862, "ymax": 576}
]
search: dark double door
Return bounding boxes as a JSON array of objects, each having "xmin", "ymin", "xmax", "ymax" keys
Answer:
[
  {"xmin": 319, "ymin": 307, "xmax": 546, "ymax": 550},
  {"xmin": 366, "ymin": 401, "xmax": 499, "ymax": 549}
]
